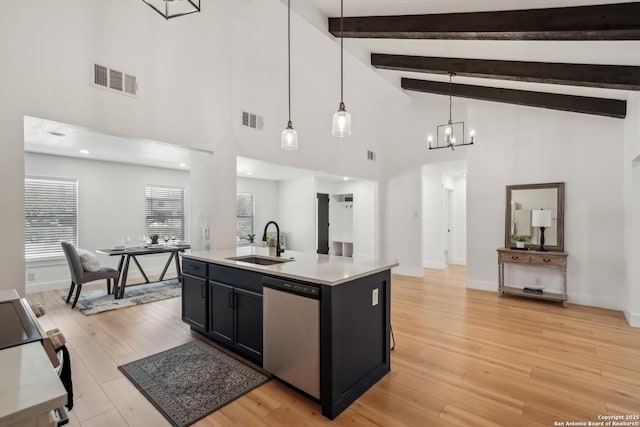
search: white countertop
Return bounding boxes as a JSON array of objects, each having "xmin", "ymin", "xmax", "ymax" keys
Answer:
[
  {"xmin": 183, "ymin": 247, "xmax": 398, "ymax": 286},
  {"xmin": 0, "ymin": 290, "xmax": 67, "ymax": 427},
  {"xmin": 0, "ymin": 343, "xmax": 67, "ymax": 427}
]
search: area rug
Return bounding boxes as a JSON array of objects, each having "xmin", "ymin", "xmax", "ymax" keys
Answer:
[
  {"xmin": 119, "ymin": 340, "xmax": 270, "ymax": 427},
  {"xmin": 63, "ymin": 279, "xmax": 181, "ymax": 315}
]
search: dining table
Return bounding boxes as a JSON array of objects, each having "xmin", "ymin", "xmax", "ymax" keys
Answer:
[{"xmin": 97, "ymin": 244, "xmax": 191, "ymax": 299}]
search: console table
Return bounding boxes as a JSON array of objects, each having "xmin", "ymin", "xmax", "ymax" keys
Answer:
[{"xmin": 497, "ymin": 248, "xmax": 568, "ymax": 307}]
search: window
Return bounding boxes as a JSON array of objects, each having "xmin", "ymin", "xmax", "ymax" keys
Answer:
[
  {"xmin": 25, "ymin": 177, "xmax": 78, "ymax": 260},
  {"xmin": 145, "ymin": 185, "xmax": 186, "ymax": 240},
  {"xmin": 236, "ymin": 193, "xmax": 255, "ymax": 240}
]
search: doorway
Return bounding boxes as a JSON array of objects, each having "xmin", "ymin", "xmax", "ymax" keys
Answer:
[
  {"xmin": 317, "ymin": 193, "xmax": 329, "ymax": 254},
  {"xmin": 443, "ymin": 188, "xmax": 454, "ymax": 265}
]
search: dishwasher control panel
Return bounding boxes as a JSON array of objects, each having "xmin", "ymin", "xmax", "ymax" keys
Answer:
[{"xmin": 263, "ymin": 276, "xmax": 320, "ymax": 299}]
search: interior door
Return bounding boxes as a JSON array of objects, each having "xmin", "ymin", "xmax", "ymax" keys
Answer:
[{"xmin": 317, "ymin": 193, "xmax": 329, "ymax": 254}]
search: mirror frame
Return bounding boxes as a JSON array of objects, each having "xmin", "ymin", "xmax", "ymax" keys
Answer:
[{"xmin": 505, "ymin": 182, "xmax": 565, "ymax": 252}]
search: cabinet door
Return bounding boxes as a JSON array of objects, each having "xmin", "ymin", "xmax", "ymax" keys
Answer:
[
  {"xmin": 182, "ymin": 274, "xmax": 207, "ymax": 331},
  {"xmin": 234, "ymin": 287, "xmax": 263, "ymax": 362},
  {"xmin": 209, "ymin": 281, "xmax": 234, "ymax": 346}
]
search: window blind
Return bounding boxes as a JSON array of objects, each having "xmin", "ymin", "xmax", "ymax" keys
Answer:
[
  {"xmin": 236, "ymin": 193, "xmax": 255, "ymax": 239},
  {"xmin": 25, "ymin": 177, "xmax": 78, "ymax": 260},
  {"xmin": 145, "ymin": 185, "xmax": 186, "ymax": 240}
]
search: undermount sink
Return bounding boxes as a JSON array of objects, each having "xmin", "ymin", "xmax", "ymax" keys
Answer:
[{"xmin": 227, "ymin": 255, "xmax": 293, "ymax": 266}]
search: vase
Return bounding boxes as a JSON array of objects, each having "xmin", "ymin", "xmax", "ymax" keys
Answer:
[
  {"xmin": 268, "ymin": 247, "xmax": 276, "ymax": 256},
  {"xmin": 516, "ymin": 241, "xmax": 525, "ymax": 249}
]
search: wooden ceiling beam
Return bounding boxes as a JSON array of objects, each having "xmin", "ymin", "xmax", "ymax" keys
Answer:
[
  {"xmin": 328, "ymin": 2, "xmax": 640, "ymax": 40},
  {"xmin": 371, "ymin": 54, "xmax": 640, "ymax": 91},
  {"xmin": 401, "ymin": 78, "xmax": 627, "ymax": 118}
]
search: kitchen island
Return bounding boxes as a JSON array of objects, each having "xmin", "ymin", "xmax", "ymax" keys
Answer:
[{"xmin": 180, "ymin": 246, "xmax": 397, "ymax": 420}]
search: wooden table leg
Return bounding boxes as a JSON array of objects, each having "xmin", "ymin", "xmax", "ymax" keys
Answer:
[
  {"xmin": 175, "ymin": 251, "xmax": 182, "ymax": 282},
  {"xmin": 131, "ymin": 255, "xmax": 150, "ymax": 284},
  {"xmin": 159, "ymin": 252, "xmax": 174, "ymax": 281}
]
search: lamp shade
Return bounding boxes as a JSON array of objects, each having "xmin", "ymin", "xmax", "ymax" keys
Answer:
[
  {"xmin": 531, "ymin": 209, "xmax": 552, "ymax": 228},
  {"xmin": 332, "ymin": 107, "xmax": 351, "ymax": 137},
  {"xmin": 281, "ymin": 123, "xmax": 298, "ymax": 151}
]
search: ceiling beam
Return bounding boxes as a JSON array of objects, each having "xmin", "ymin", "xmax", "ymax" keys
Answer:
[
  {"xmin": 328, "ymin": 2, "xmax": 640, "ymax": 40},
  {"xmin": 371, "ymin": 54, "xmax": 640, "ymax": 91},
  {"xmin": 401, "ymin": 78, "xmax": 626, "ymax": 118}
]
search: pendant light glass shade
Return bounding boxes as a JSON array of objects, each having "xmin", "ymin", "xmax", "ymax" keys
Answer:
[
  {"xmin": 332, "ymin": 102, "xmax": 352, "ymax": 137},
  {"xmin": 281, "ymin": 121, "xmax": 299, "ymax": 150}
]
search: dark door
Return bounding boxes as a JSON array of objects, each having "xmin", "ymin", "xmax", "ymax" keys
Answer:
[
  {"xmin": 234, "ymin": 287, "xmax": 263, "ymax": 363},
  {"xmin": 317, "ymin": 193, "xmax": 329, "ymax": 254},
  {"xmin": 208, "ymin": 281, "xmax": 234, "ymax": 346},
  {"xmin": 181, "ymin": 274, "xmax": 207, "ymax": 331}
]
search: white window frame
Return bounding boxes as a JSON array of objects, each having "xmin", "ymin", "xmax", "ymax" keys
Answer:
[
  {"xmin": 236, "ymin": 192, "xmax": 255, "ymax": 241},
  {"xmin": 24, "ymin": 176, "xmax": 78, "ymax": 261},
  {"xmin": 145, "ymin": 185, "xmax": 187, "ymax": 241}
]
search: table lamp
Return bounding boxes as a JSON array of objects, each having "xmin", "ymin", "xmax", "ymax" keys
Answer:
[{"xmin": 531, "ymin": 209, "xmax": 552, "ymax": 251}]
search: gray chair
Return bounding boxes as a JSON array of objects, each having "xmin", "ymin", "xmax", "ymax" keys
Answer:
[{"xmin": 61, "ymin": 242, "xmax": 120, "ymax": 308}]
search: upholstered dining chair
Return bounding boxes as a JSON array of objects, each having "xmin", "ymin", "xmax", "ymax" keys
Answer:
[{"xmin": 61, "ymin": 242, "xmax": 120, "ymax": 309}]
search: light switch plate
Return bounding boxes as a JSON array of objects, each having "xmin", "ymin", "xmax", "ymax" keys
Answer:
[{"xmin": 372, "ymin": 288, "xmax": 379, "ymax": 306}]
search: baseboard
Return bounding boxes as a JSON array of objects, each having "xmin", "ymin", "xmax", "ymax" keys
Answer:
[
  {"xmin": 568, "ymin": 293, "xmax": 623, "ymax": 311},
  {"xmin": 466, "ymin": 279, "xmax": 497, "ymax": 292},
  {"xmin": 423, "ymin": 260, "xmax": 446, "ymax": 269},
  {"xmin": 26, "ymin": 267, "xmax": 166, "ymax": 294},
  {"xmin": 27, "ymin": 280, "xmax": 70, "ymax": 294},
  {"xmin": 624, "ymin": 309, "xmax": 640, "ymax": 328},
  {"xmin": 453, "ymin": 258, "xmax": 467, "ymax": 266},
  {"xmin": 392, "ymin": 267, "xmax": 424, "ymax": 278}
]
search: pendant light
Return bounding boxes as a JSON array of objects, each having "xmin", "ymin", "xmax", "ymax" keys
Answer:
[
  {"xmin": 141, "ymin": 0, "xmax": 200, "ymax": 20},
  {"xmin": 281, "ymin": 0, "xmax": 299, "ymax": 150},
  {"xmin": 331, "ymin": 0, "xmax": 351, "ymax": 137}
]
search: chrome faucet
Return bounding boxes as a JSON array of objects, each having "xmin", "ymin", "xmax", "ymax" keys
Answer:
[{"xmin": 262, "ymin": 221, "xmax": 284, "ymax": 257}]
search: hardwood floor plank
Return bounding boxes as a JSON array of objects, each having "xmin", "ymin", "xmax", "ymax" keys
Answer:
[{"xmin": 25, "ymin": 266, "xmax": 640, "ymax": 426}]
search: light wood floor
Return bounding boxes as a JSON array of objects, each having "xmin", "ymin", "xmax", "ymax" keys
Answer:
[{"xmin": 27, "ymin": 266, "xmax": 640, "ymax": 427}]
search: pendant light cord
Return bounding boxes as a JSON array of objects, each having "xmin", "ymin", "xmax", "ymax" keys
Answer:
[
  {"xmin": 448, "ymin": 72, "xmax": 454, "ymax": 124},
  {"xmin": 288, "ymin": 0, "xmax": 292, "ymax": 123},
  {"xmin": 340, "ymin": 0, "xmax": 344, "ymax": 103}
]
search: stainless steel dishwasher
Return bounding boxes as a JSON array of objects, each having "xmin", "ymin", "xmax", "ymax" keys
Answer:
[{"xmin": 263, "ymin": 276, "xmax": 320, "ymax": 399}]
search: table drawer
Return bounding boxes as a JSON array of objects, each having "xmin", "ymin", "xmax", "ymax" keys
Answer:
[
  {"xmin": 499, "ymin": 252, "xmax": 530, "ymax": 264},
  {"xmin": 182, "ymin": 258, "xmax": 208, "ymax": 278},
  {"xmin": 530, "ymin": 254, "xmax": 565, "ymax": 267}
]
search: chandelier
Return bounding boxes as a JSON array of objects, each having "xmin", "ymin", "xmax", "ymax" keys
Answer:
[
  {"xmin": 427, "ymin": 73, "xmax": 475, "ymax": 151},
  {"xmin": 142, "ymin": 0, "xmax": 201, "ymax": 20}
]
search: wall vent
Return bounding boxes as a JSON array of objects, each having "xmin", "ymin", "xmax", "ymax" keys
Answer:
[
  {"xmin": 92, "ymin": 63, "xmax": 138, "ymax": 96},
  {"xmin": 241, "ymin": 110, "xmax": 264, "ymax": 130},
  {"xmin": 367, "ymin": 150, "xmax": 376, "ymax": 161}
]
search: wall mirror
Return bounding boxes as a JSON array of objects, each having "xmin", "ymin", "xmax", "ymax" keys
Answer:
[{"xmin": 505, "ymin": 182, "xmax": 565, "ymax": 251}]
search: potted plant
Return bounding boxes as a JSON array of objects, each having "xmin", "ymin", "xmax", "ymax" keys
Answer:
[
  {"xmin": 266, "ymin": 234, "xmax": 277, "ymax": 256},
  {"xmin": 514, "ymin": 235, "xmax": 528, "ymax": 249},
  {"xmin": 247, "ymin": 233, "xmax": 256, "ymax": 244},
  {"xmin": 150, "ymin": 234, "xmax": 159, "ymax": 245}
]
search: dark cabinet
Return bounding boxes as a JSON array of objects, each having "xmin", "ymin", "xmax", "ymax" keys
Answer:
[
  {"xmin": 208, "ymin": 281, "xmax": 263, "ymax": 363},
  {"xmin": 182, "ymin": 273, "xmax": 207, "ymax": 331},
  {"xmin": 208, "ymin": 281, "xmax": 234, "ymax": 346}
]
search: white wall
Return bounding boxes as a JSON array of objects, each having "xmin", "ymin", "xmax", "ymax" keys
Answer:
[
  {"xmin": 624, "ymin": 93, "xmax": 640, "ymax": 325},
  {"xmin": 383, "ymin": 168, "xmax": 423, "ymax": 277},
  {"xmin": 0, "ymin": 0, "xmax": 233, "ymax": 295},
  {"xmin": 466, "ymin": 101, "xmax": 626, "ymax": 310},
  {"xmin": 451, "ymin": 175, "xmax": 468, "ymax": 265},
  {"xmin": 231, "ymin": 0, "xmax": 402, "ymax": 181},
  {"xmin": 189, "ymin": 150, "xmax": 216, "ymax": 252},
  {"xmin": 25, "ymin": 152, "xmax": 190, "ymax": 292},
  {"xmin": 237, "ymin": 177, "xmax": 280, "ymax": 240},
  {"xmin": 278, "ymin": 177, "xmax": 316, "ymax": 253}
]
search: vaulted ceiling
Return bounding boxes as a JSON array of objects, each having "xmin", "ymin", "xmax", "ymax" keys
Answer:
[{"xmin": 304, "ymin": 0, "xmax": 640, "ymax": 118}]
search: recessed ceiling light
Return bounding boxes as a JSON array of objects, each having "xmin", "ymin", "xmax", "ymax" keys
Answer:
[
  {"xmin": 343, "ymin": 177, "xmax": 349, "ymax": 181},
  {"xmin": 179, "ymin": 163, "xmax": 187, "ymax": 168},
  {"xmin": 79, "ymin": 149, "xmax": 90, "ymax": 154},
  {"xmin": 48, "ymin": 131, "xmax": 66, "ymax": 137},
  {"xmin": 246, "ymin": 171, "xmax": 252, "ymax": 176},
  {"xmin": 462, "ymin": 173, "xmax": 467, "ymax": 177}
]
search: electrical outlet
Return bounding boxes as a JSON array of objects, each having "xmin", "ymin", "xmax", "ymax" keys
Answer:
[
  {"xmin": 27, "ymin": 272, "xmax": 35, "ymax": 282},
  {"xmin": 372, "ymin": 288, "xmax": 379, "ymax": 306}
]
